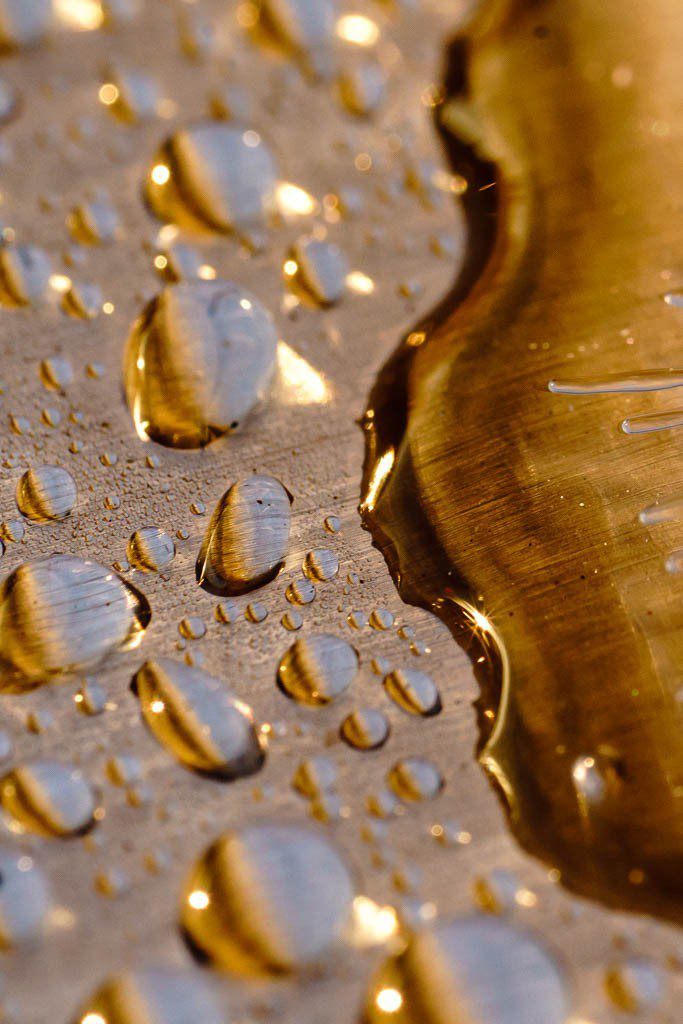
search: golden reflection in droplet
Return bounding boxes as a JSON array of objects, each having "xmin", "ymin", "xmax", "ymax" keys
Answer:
[
  {"xmin": 151, "ymin": 164, "xmax": 171, "ymax": 186},
  {"xmin": 154, "ymin": 255, "xmax": 168, "ymax": 271},
  {"xmin": 49, "ymin": 274, "xmax": 72, "ymax": 294},
  {"xmin": 362, "ymin": 448, "xmax": 395, "ymax": 512},
  {"xmin": 54, "ymin": 0, "xmax": 104, "ymax": 31},
  {"xmin": 375, "ymin": 987, "xmax": 403, "ymax": 1014},
  {"xmin": 336, "ymin": 14, "xmax": 380, "ymax": 47},
  {"xmin": 275, "ymin": 182, "xmax": 317, "ymax": 218},
  {"xmin": 98, "ymin": 83, "xmax": 119, "ymax": 106},
  {"xmin": 277, "ymin": 342, "xmax": 331, "ymax": 406},
  {"xmin": 351, "ymin": 896, "xmax": 398, "ymax": 947},
  {"xmin": 346, "ymin": 270, "xmax": 375, "ymax": 295},
  {"xmin": 188, "ymin": 889, "xmax": 210, "ymax": 910}
]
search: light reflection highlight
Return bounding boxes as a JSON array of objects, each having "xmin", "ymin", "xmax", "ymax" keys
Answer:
[{"xmin": 277, "ymin": 342, "xmax": 331, "ymax": 406}]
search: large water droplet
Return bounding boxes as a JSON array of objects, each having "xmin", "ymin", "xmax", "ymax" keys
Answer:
[
  {"xmin": 71, "ymin": 967, "xmax": 225, "ymax": 1024},
  {"xmin": 0, "ymin": 850, "xmax": 51, "ymax": 947},
  {"xmin": 197, "ymin": 475, "xmax": 292, "ymax": 594},
  {"xmin": 0, "ymin": 761, "xmax": 98, "ymax": 837},
  {"xmin": 182, "ymin": 824, "xmax": 355, "ymax": 974},
  {"xmin": 124, "ymin": 281, "xmax": 278, "ymax": 449},
  {"xmin": 0, "ymin": 554, "xmax": 150, "ymax": 680},
  {"xmin": 133, "ymin": 657, "xmax": 265, "ymax": 779},
  {"xmin": 364, "ymin": 916, "xmax": 570, "ymax": 1024},
  {"xmin": 16, "ymin": 465, "xmax": 77, "ymax": 523},
  {"xmin": 277, "ymin": 633, "xmax": 358, "ymax": 704},
  {"xmin": 146, "ymin": 123, "xmax": 278, "ymax": 238}
]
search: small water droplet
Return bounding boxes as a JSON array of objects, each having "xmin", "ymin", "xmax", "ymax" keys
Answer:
[
  {"xmin": 292, "ymin": 756, "xmax": 337, "ymax": 797},
  {"xmin": 72, "ymin": 968, "xmax": 225, "ymax": 1024},
  {"xmin": 370, "ymin": 608, "xmax": 394, "ymax": 631},
  {"xmin": 0, "ymin": 244, "xmax": 51, "ymax": 306},
  {"xmin": 384, "ymin": 668, "xmax": 441, "ymax": 716},
  {"xmin": 286, "ymin": 576, "xmax": 316, "ymax": 605},
  {"xmin": 127, "ymin": 526, "xmax": 175, "ymax": 573},
  {"xmin": 287, "ymin": 237, "xmax": 349, "ymax": 306},
  {"xmin": 341, "ymin": 708, "xmax": 390, "ymax": 750},
  {"xmin": 0, "ymin": 850, "xmax": 51, "ymax": 948},
  {"xmin": 604, "ymin": 958, "xmax": 664, "ymax": 1013},
  {"xmin": 303, "ymin": 547, "xmax": 339, "ymax": 582},
  {"xmin": 277, "ymin": 633, "xmax": 358, "ymax": 704},
  {"xmin": 388, "ymin": 758, "xmax": 443, "ymax": 802}
]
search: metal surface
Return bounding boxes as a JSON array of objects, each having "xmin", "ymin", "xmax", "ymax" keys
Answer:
[{"xmin": 0, "ymin": 1, "xmax": 680, "ymax": 1022}]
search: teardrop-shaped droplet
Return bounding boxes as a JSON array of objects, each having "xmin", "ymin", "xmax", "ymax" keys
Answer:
[
  {"xmin": 124, "ymin": 281, "xmax": 278, "ymax": 449},
  {"xmin": 341, "ymin": 708, "xmax": 390, "ymax": 750},
  {"xmin": 364, "ymin": 916, "xmax": 570, "ymax": 1024},
  {"xmin": 0, "ymin": 554, "xmax": 151, "ymax": 680},
  {"xmin": 0, "ymin": 761, "xmax": 98, "ymax": 837},
  {"xmin": 0, "ymin": 850, "xmax": 51, "ymax": 948},
  {"xmin": 383, "ymin": 668, "xmax": 441, "ymax": 716},
  {"xmin": 278, "ymin": 633, "xmax": 358, "ymax": 705},
  {"xmin": 71, "ymin": 967, "xmax": 224, "ymax": 1024},
  {"xmin": 182, "ymin": 824, "xmax": 355, "ymax": 974},
  {"xmin": 134, "ymin": 657, "xmax": 265, "ymax": 779},
  {"xmin": 197, "ymin": 475, "xmax": 292, "ymax": 594},
  {"xmin": 146, "ymin": 122, "xmax": 278, "ymax": 237},
  {"xmin": 16, "ymin": 465, "xmax": 77, "ymax": 523},
  {"xmin": 127, "ymin": 526, "xmax": 175, "ymax": 572}
]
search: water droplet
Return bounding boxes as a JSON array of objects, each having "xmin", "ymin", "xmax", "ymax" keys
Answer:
[
  {"xmin": 125, "ymin": 281, "xmax": 278, "ymax": 448},
  {"xmin": 215, "ymin": 600, "xmax": 238, "ymax": 624},
  {"xmin": 287, "ymin": 237, "xmax": 349, "ymax": 306},
  {"xmin": 0, "ymin": 518, "xmax": 24, "ymax": 543},
  {"xmin": 473, "ymin": 870, "xmax": 529, "ymax": 914},
  {"xmin": 383, "ymin": 668, "xmax": 441, "ymax": 716},
  {"xmin": 303, "ymin": 547, "xmax": 339, "ymax": 582},
  {"xmin": 181, "ymin": 824, "xmax": 354, "ymax": 973},
  {"xmin": 68, "ymin": 196, "xmax": 120, "ymax": 245},
  {"xmin": 75, "ymin": 678, "xmax": 107, "ymax": 715},
  {"xmin": 292, "ymin": 757, "xmax": 337, "ymax": 796},
  {"xmin": 0, "ymin": 554, "xmax": 151, "ymax": 680},
  {"xmin": 197, "ymin": 475, "xmax": 292, "ymax": 594},
  {"xmin": 39, "ymin": 355, "xmax": 73, "ymax": 391},
  {"xmin": 0, "ymin": 1, "xmax": 51, "ymax": 51},
  {"xmin": 0, "ymin": 244, "xmax": 51, "ymax": 306},
  {"xmin": 16, "ymin": 465, "xmax": 77, "ymax": 523},
  {"xmin": 388, "ymin": 758, "xmax": 443, "ymax": 802},
  {"xmin": 127, "ymin": 526, "xmax": 175, "ymax": 572},
  {"xmin": 364, "ymin": 916, "xmax": 570, "ymax": 1024},
  {"xmin": 260, "ymin": 0, "xmax": 336, "ymax": 78},
  {"xmin": 286, "ymin": 577, "xmax": 316, "ymax": 605},
  {"xmin": 370, "ymin": 607, "xmax": 394, "ymax": 631},
  {"xmin": 282, "ymin": 609, "xmax": 303, "ymax": 630},
  {"xmin": 0, "ymin": 761, "xmax": 98, "ymax": 837},
  {"xmin": 278, "ymin": 633, "xmax": 358, "ymax": 704},
  {"xmin": 146, "ymin": 123, "xmax": 278, "ymax": 237},
  {"xmin": 0, "ymin": 850, "xmax": 51, "ymax": 948},
  {"xmin": 348, "ymin": 609, "xmax": 368, "ymax": 630},
  {"xmin": 72, "ymin": 968, "xmax": 225, "ymax": 1024},
  {"xmin": 324, "ymin": 514, "xmax": 341, "ymax": 534},
  {"xmin": 338, "ymin": 61, "xmax": 386, "ymax": 117},
  {"xmin": 604, "ymin": 958, "xmax": 664, "ymax": 1013},
  {"xmin": 62, "ymin": 280, "xmax": 102, "ymax": 319},
  {"xmin": 106, "ymin": 755, "xmax": 141, "ymax": 786},
  {"xmin": 245, "ymin": 600, "xmax": 268, "ymax": 623},
  {"xmin": 341, "ymin": 708, "xmax": 390, "ymax": 750},
  {"xmin": 134, "ymin": 658, "xmax": 265, "ymax": 779}
]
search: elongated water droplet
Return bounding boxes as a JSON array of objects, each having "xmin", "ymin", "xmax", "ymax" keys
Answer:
[
  {"xmin": 134, "ymin": 658, "xmax": 265, "ymax": 779},
  {"xmin": 197, "ymin": 475, "xmax": 292, "ymax": 594},
  {"xmin": 0, "ymin": 554, "xmax": 150, "ymax": 680},
  {"xmin": 16, "ymin": 465, "xmax": 77, "ymax": 523},
  {"xmin": 127, "ymin": 526, "xmax": 175, "ymax": 572},
  {"xmin": 0, "ymin": 850, "xmax": 51, "ymax": 947},
  {"xmin": 383, "ymin": 668, "xmax": 441, "ymax": 716},
  {"xmin": 0, "ymin": 761, "xmax": 98, "ymax": 837},
  {"xmin": 146, "ymin": 123, "xmax": 278, "ymax": 237},
  {"xmin": 182, "ymin": 824, "xmax": 354, "ymax": 974},
  {"xmin": 72, "ymin": 967, "xmax": 224, "ymax": 1024},
  {"xmin": 278, "ymin": 633, "xmax": 358, "ymax": 704},
  {"xmin": 125, "ymin": 281, "xmax": 278, "ymax": 449},
  {"xmin": 364, "ymin": 916, "xmax": 570, "ymax": 1024}
]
